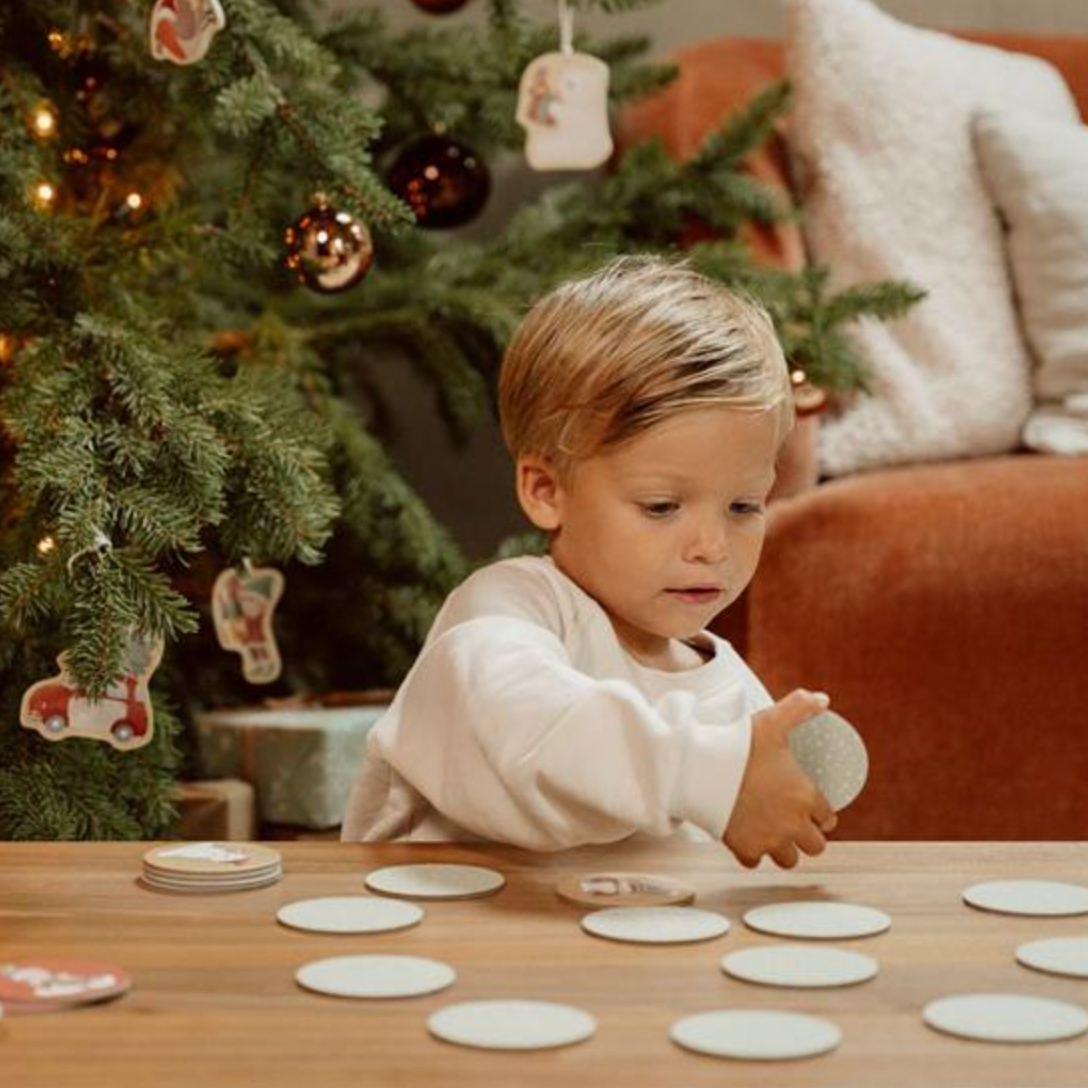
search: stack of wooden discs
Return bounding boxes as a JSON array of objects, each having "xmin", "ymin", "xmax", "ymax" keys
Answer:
[{"xmin": 141, "ymin": 841, "xmax": 282, "ymax": 893}]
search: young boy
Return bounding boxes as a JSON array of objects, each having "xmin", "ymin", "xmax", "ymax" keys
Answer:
[{"xmin": 342, "ymin": 255, "xmax": 837, "ymax": 869}]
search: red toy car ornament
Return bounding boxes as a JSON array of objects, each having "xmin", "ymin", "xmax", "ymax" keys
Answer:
[{"xmin": 20, "ymin": 633, "xmax": 164, "ymax": 751}]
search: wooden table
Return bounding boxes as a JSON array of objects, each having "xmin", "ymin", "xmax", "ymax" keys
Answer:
[{"xmin": 2, "ymin": 841, "xmax": 1088, "ymax": 1087}]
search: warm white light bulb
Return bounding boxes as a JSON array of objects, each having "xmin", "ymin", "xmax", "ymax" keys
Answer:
[
  {"xmin": 33, "ymin": 181, "xmax": 56, "ymax": 209},
  {"xmin": 31, "ymin": 106, "xmax": 57, "ymax": 138}
]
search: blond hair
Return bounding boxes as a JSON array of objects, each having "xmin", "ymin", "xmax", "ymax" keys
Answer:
[{"xmin": 499, "ymin": 255, "xmax": 793, "ymax": 474}]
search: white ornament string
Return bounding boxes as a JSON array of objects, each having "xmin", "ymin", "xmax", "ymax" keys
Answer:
[{"xmin": 558, "ymin": 0, "xmax": 574, "ymax": 57}]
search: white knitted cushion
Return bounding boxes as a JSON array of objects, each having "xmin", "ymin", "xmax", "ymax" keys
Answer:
[
  {"xmin": 974, "ymin": 109, "xmax": 1088, "ymax": 456},
  {"xmin": 784, "ymin": 0, "xmax": 1078, "ymax": 476}
]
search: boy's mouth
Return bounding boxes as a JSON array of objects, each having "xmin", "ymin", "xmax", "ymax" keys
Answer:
[{"xmin": 665, "ymin": 586, "xmax": 723, "ymax": 605}]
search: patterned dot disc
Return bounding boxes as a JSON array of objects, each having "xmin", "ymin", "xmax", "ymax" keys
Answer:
[{"xmin": 787, "ymin": 710, "xmax": 868, "ymax": 812}]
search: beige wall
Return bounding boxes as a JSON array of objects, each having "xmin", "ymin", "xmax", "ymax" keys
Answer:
[
  {"xmin": 362, "ymin": 0, "xmax": 1088, "ymax": 52},
  {"xmin": 561, "ymin": 0, "xmax": 1088, "ymax": 50}
]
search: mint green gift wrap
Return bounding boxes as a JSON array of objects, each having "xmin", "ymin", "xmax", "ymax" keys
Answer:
[{"xmin": 195, "ymin": 700, "xmax": 388, "ymax": 830}]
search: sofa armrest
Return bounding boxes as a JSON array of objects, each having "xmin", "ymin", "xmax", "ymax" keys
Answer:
[{"xmin": 713, "ymin": 454, "xmax": 1088, "ymax": 839}]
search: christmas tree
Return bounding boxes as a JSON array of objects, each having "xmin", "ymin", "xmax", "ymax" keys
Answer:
[{"xmin": 0, "ymin": 0, "xmax": 921, "ymax": 839}]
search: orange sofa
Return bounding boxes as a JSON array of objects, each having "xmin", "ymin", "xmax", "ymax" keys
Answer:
[{"xmin": 623, "ymin": 34, "xmax": 1088, "ymax": 840}]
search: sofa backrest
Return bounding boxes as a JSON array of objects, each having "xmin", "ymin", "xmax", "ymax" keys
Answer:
[{"xmin": 618, "ymin": 32, "xmax": 1088, "ymax": 269}]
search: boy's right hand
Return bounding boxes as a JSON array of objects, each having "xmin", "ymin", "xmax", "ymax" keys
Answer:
[{"xmin": 722, "ymin": 689, "xmax": 838, "ymax": 870}]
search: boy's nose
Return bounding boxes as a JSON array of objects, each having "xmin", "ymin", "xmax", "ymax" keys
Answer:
[{"xmin": 685, "ymin": 523, "xmax": 729, "ymax": 564}]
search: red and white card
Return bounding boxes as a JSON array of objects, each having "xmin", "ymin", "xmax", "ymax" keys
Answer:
[{"xmin": 0, "ymin": 959, "xmax": 131, "ymax": 1015}]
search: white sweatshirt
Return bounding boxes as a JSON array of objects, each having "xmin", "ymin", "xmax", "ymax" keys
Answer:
[{"xmin": 340, "ymin": 556, "xmax": 771, "ymax": 851}]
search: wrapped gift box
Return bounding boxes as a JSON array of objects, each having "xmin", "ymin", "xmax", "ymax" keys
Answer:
[
  {"xmin": 195, "ymin": 693, "xmax": 391, "ymax": 830},
  {"xmin": 173, "ymin": 778, "xmax": 257, "ymax": 841}
]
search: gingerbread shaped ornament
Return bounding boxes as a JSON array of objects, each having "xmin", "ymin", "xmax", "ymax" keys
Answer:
[
  {"xmin": 212, "ymin": 562, "xmax": 284, "ymax": 684},
  {"xmin": 20, "ymin": 631, "xmax": 164, "ymax": 751},
  {"xmin": 516, "ymin": 51, "xmax": 613, "ymax": 171}
]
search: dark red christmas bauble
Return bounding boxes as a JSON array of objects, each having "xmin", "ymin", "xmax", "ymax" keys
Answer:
[
  {"xmin": 284, "ymin": 198, "xmax": 374, "ymax": 293},
  {"xmin": 386, "ymin": 133, "xmax": 490, "ymax": 230},
  {"xmin": 408, "ymin": 0, "xmax": 472, "ymax": 14}
]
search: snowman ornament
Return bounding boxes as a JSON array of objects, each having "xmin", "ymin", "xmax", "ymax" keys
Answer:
[{"xmin": 516, "ymin": 2, "xmax": 612, "ymax": 171}]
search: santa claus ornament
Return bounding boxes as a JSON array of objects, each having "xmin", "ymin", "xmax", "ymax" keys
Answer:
[
  {"xmin": 211, "ymin": 560, "xmax": 285, "ymax": 684},
  {"xmin": 149, "ymin": 0, "xmax": 226, "ymax": 66},
  {"xmin": 516, "ymin": 0, "xmax": 613, "ymax": 171}
]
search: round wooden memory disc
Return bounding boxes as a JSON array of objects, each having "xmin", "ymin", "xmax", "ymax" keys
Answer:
[
  {"xmin": 743, "ymin": 901, "xmax": 891, "ymax": 940},
  {"xmin": 582, "ymin": 906, "xmax": 730, "ymax": 945},
  {"xmin": 670, "ymin": 1009, "xmax": 842, "ymax": 1061},
  {"xmin": 721, "ymin": 944, "xmax": 878, "ymax": 989},
  {"xmin": 296, "ymin": 955, "xmax": 455, "ymax": 1000},
  {"xmin": 0, "ymin": 958, "xmax": 131, "ymax": 1011},
  {"xmin": 963, "ymin": 880, "xmax": 1088, "ymax": 918},
  {"xmin": 140, "ymin": 868, "xmax": 282, "ymax": 894},
  {"xmin": 143, "ymin": 842, "xmax": 282, "ymax": 876},
  {"xmin": 787, "ymin": 710, "xmax": 869, "ymax": 812},
  {"xmin": 1017, "ymin": 937, "xmax": 1088, "ymax": 980},
  {"xmin": 923, "ymin": 993, "xmax": 1088, "ymax": 1044},
  {"xmin": 555, "ymin": 872, "xmax": 695, "ymax": 909},
  {"xmin": 428, "ymin": 1000, "xmax": 597, "ymax": 1050},
  {"xmin": 278, "ymin": 897, "xmax": 423, "ymax": 935},
  {"xmin": 364, "ymin": 863, "xmax": 505, "ymax": 901}
]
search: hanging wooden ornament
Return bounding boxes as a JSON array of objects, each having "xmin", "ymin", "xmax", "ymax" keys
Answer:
[
  {"xmin": 211, "ymin": 561, "xmax": 285, "ymax": 684},
  {"xmin": 149, "ymin": 0, "xmax": 226, "ymax": 66},
  {"xmin": 515, "ymin": 0, "xmax": 613, "ymax": 171},
  {"xmin": 20, "ymin": 630, "xmax": 164, "ymax": 751}
]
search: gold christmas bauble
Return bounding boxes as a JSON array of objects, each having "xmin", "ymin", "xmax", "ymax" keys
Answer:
[{"xmin": 284, "ymin": 197, "xmax": 374, "ymax": 293}]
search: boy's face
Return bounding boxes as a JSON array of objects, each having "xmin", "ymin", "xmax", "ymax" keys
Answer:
[{"xmin": 518, "ymin": 406, "xmax": 780, "ymax": 659}]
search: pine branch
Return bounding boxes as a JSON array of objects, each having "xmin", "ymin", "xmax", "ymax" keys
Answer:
[
  {"xmin": 820, "ymin": 281, "xmax": 928, "ymax": 327},
  {"xmin": 691, "ymin": 79, "xmax": 793, "ymax": 172},
  {"xmin": 0, "ymin": 558, "xmax": 63, "ymax": 631}
]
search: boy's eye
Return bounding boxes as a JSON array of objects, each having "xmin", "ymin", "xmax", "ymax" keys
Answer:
[
  {"xmin": 730, "ymin": 502, "xmax": 765, "ymax": 516},
  {"xmin": 640, "ymin": 501, "xmax": 679, "ymax": 518}
]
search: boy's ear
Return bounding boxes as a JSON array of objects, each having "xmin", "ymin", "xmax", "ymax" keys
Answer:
[{"xmin": 515, "ymin": 455, "xmax": 564, "ymax": 531}]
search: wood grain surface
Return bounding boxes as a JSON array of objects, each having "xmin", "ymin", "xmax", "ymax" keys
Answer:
[{"xmin": 2, "ymin": 840, "xmax": 1087, "ymax": 1087}]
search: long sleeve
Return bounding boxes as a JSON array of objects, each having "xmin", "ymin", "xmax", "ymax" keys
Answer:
[{"xmin": 367, "ymin": 614, "xmax": 753, "ymax": 851}]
